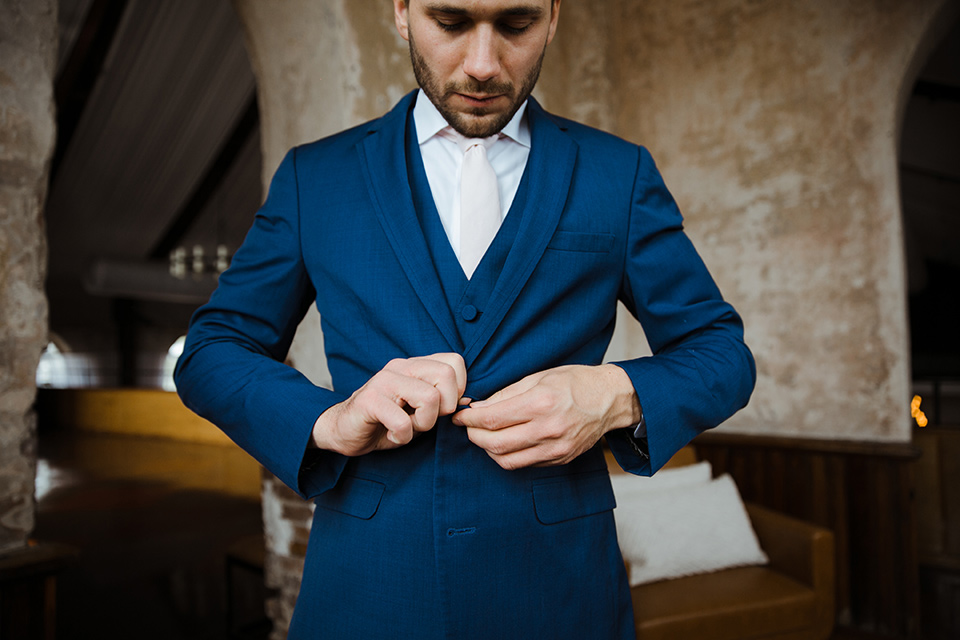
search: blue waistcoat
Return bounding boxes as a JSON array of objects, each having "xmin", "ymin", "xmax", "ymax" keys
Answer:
[{"xmin": 405, "ymin": 110, "xmax": 529, "ymax": 350}]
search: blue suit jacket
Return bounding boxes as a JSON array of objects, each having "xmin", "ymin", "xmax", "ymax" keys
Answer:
[{"xmin": 176, "ymin": 92, "xmax": 755, "ymax": 638}]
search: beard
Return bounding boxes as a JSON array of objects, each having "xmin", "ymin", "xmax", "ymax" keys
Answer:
[{"xmin": 409, "ymin": 29, "xmax": 546, "ymax": 138}]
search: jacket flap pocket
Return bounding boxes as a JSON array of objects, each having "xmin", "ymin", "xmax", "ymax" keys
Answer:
[
  {"xmin": 317, "ymin": 476, "xmax": 385, "ymax": 520},
  {"xmin": 547, "ymin": 231, "xmax": 615, "ymax": 253},
  {"xmin": 532, "ymin": 471, "xmax": 616, "ymax": 525}
]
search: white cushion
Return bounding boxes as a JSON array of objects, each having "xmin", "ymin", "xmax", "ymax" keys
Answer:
[{"xmin": 613, "ymin": 472, "xmax": 769, "ymax": 586}]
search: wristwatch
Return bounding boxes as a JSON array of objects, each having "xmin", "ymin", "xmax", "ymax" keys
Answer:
[{"xmin": 625, "ymin": 408, "xmax": 649, "ymax": 459}]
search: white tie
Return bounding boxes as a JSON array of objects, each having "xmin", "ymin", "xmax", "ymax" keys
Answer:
[{"xmin": 455, "ymin": 134, "xmax": 501, "ymax": 279}]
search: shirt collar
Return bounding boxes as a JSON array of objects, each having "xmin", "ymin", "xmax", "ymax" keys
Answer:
[{"xmin": 413, "ymin": 88, "xmax": 530, "ymax": 148}]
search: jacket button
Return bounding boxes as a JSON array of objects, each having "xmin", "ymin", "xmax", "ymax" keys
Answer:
[{"xmin": 461, "ymin": 305, "xmax": 479, "ymax": 322}]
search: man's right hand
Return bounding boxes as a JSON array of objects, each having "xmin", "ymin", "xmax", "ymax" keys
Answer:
[{"xmin": 310, "ymin": 353, "xmax": 467, "ymax": 456}]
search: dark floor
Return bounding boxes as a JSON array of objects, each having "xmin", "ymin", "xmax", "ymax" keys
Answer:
[{"xmin": 34, "ymin": 429, "xmax": 270, "ymax": 640}]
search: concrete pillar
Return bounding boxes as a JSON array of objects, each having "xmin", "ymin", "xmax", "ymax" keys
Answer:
[{"xmin": 0, "ymin": 0, "xmax": 56, "ymax": 553}]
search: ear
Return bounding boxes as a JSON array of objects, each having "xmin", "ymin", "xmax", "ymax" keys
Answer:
[
  {"xmin": 546, "ymin": 0, "xmax": 561, "ymax": 45},
  {"xmin": 394, "ymin": 0, "xmax": 410, "ymax": 42}
]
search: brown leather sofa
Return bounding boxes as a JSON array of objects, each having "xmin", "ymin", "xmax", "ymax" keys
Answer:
[{"xmin": 609, "ymin": 449, "xmax": 835, "ymax": 639}]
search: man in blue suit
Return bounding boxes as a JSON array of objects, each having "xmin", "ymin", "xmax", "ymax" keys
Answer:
[{"xmin": 176, "ymin": 0, "xmax": 755, "ymax": 637}]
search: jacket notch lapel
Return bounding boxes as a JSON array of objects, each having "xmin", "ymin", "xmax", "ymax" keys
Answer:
[{"xmin": 356, "ymin": 92, "xmax": 462, "ymax": 352}]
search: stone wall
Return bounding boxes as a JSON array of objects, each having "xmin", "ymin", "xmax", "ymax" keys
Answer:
[
  {"xmin": 0, "ymin": 0, "xmax": 56, "ymax": 553},
  {"xmin": 258, "ymin": 468, "xmax": 312, "ymax": 638},
  {"xmin": 230, "ymin": 0, "xmax": 949, "ymax": 633}
]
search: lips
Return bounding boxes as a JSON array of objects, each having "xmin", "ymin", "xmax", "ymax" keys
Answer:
[{"xmin": 457, "ymin": 93, "xmax": 506, "ymax": 106}]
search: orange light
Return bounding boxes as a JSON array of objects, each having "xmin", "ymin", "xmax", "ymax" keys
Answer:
[{"xmin": 911, "ymin": 395, "xmax": 928, "ymax": 428}]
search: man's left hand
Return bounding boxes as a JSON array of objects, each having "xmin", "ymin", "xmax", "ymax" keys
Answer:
[{"xmin": 452, "ymin": 364, "xmax": 641, "ymax": 470}]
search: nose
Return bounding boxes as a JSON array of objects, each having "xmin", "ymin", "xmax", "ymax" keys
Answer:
[{"xmin": 462, "ymin": 27, "xmax": 500, "ymax": 82}]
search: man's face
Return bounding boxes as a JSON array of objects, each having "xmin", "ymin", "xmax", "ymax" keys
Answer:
[{"xmin": 394, "ymin": 0, "xmax": 561, "ymax": 138}]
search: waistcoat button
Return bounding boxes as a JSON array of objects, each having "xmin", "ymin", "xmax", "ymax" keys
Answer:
[{"xmin": 461, "ymin": 304, "xmax": 479, "ymax": 322}]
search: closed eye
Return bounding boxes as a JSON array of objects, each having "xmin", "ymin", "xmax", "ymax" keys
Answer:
[
  {"xmin": 435, "ymin": 18, "xmax": 467, "ymax": 32},
  {"xmin": 499, "ymin": 20, "xmax": 533, "ymax": 35}
]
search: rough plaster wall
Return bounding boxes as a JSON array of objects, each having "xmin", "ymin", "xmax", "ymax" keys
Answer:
[
  {"xmin": 0, "ymin": 0, "xmax": 55, "ymax": 552},
  {"xmin": 598, "ymin": 0, "xmax": 945, "ymax": 441}
]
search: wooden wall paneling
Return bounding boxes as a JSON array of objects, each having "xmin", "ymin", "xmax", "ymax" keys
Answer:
[
  {"xmin": 914, "ymin": 430, "xmax": 943, "ymax": 558},
  {"xmin": 841, "ymin": 451, "xmax": 878, "ymax": 628},
  {"xmin": 809, "ymin": 454, "xmax": 831, "ymax": 529},
  {"xmin": 870, "ymin": 452, "xmax": 913, "ymax": 635},
  {"xmin": 844, "ymin": 454, "xmax": 875, "ymax": 628},
  {"xmin": 783, "ymin": 451, "xmax": 805, "ymax": 514},
  {"xmin": 828, "ymin": 453, "xmax": 853, "ymax": 626},
  {"xmin": 941, "ymin": 432, "xmax": 960, "ymax": 556},
  {"xmin": 694, "ymin": 434, "xmax": 920, "ymax": 638},
  {"xmin": 860, "ymin": 453, "xmax": 896, "ymax": 632},
  {"xmin": 899, "ymin": 460, "xmax": 921, "ymax": 638},
  {"xmin": 936, "ymin": 569, "xmax": 960, "ymax": 638},
  {"xmin": 915, "ymin": 427, "xmax": 960, "ymax": 639},
  {"xmin": 919, "ymin": 563, "xmax": 960, "ymax": 640}
]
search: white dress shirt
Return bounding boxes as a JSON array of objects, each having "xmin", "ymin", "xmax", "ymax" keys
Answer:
[{"xmin": 413, "ymin": 89, "xmax": 532, "ymax": 261}]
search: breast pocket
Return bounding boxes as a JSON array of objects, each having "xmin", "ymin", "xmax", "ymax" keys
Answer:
[
  {"xmin": 532, "ymin": 470, "xmax": 617, "ymax": 525},
  {"xmin": 546, "ymin": 231, "xmax": 615, "ymax": 253}
]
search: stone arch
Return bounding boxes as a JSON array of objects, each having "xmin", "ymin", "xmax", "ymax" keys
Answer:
[{"xmin": 894, "ymin": 3, "xmax": 960, "ymax": 147}]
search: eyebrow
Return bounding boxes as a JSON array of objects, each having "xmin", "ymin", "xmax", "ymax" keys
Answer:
[{"xmin": 424, "ymin": 3, "xmax": 545, "ymax": 18}]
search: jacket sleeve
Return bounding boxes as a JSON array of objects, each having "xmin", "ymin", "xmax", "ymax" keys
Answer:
[
  {"xmin": 607, "ymin": 146, "xmax": 756, "ymax": 475},
  {"xmin": 174, "ymin": 147, "xmax": 350, "ymax": 498}
]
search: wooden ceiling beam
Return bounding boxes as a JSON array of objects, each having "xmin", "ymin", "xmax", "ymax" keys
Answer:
[
  {"xmin": 148, "ymin": 94, "xmax": 259, "ymax": 261},
  {"xmin": 51, "ymin": 0, "xmax": 130, "ymax": 183}
]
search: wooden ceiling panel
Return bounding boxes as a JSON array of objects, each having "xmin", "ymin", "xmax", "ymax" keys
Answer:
[{"xmin": 46, "ymin": 0, "xmax": 256, "ymax": 281}]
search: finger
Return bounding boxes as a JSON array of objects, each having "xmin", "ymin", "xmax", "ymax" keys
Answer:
[
  {"xmin": 378, "ymin": 371, "xmax": 443, "ymax": 432},
  {"xmin": 421, "ymin": 352, "xmax": 467, "ymax": 397},
  {"xmin": 359, "ymin": 370, "xmax": 441, "ymax": 434},
  {"xmin": 465, "ymin": 423, "xmax": 540, "ymax": 456},
  {"xmin": 387, "ymin": 354, "xmax": 465, "ymax": 416},
  {"xmin": 387, "ymin": 353, "xmax": 462, "ymax": 386},
  {"xmin": 486, "ymin": 445, "xmax": 563, "ymax": 471},
  {"xmin": 364, "ymin": 393, "xmax": 415, "ymax": 445},
  {"xmin": 468, "ymin": 371, "xmax": 544, "ymax": 409},
  {"xmin": 454, "ymin": 392, "xmax": 540, "ymax": 431},
  {"xmin": 408, "ymin": 386, "xmax": 442, "ymax": 433},
  {"xmin": 419, "ymin": 353, "xmax": 466, "ymax": 415}
]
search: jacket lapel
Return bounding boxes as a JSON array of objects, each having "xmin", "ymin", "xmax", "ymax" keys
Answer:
[
  {"xmin": 356, "ymin": 91, "xmax": 462, "ymax": 352},
  {"xmin": 462, "ymin": 99, "xmax": 579, "ymax": 365}
]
